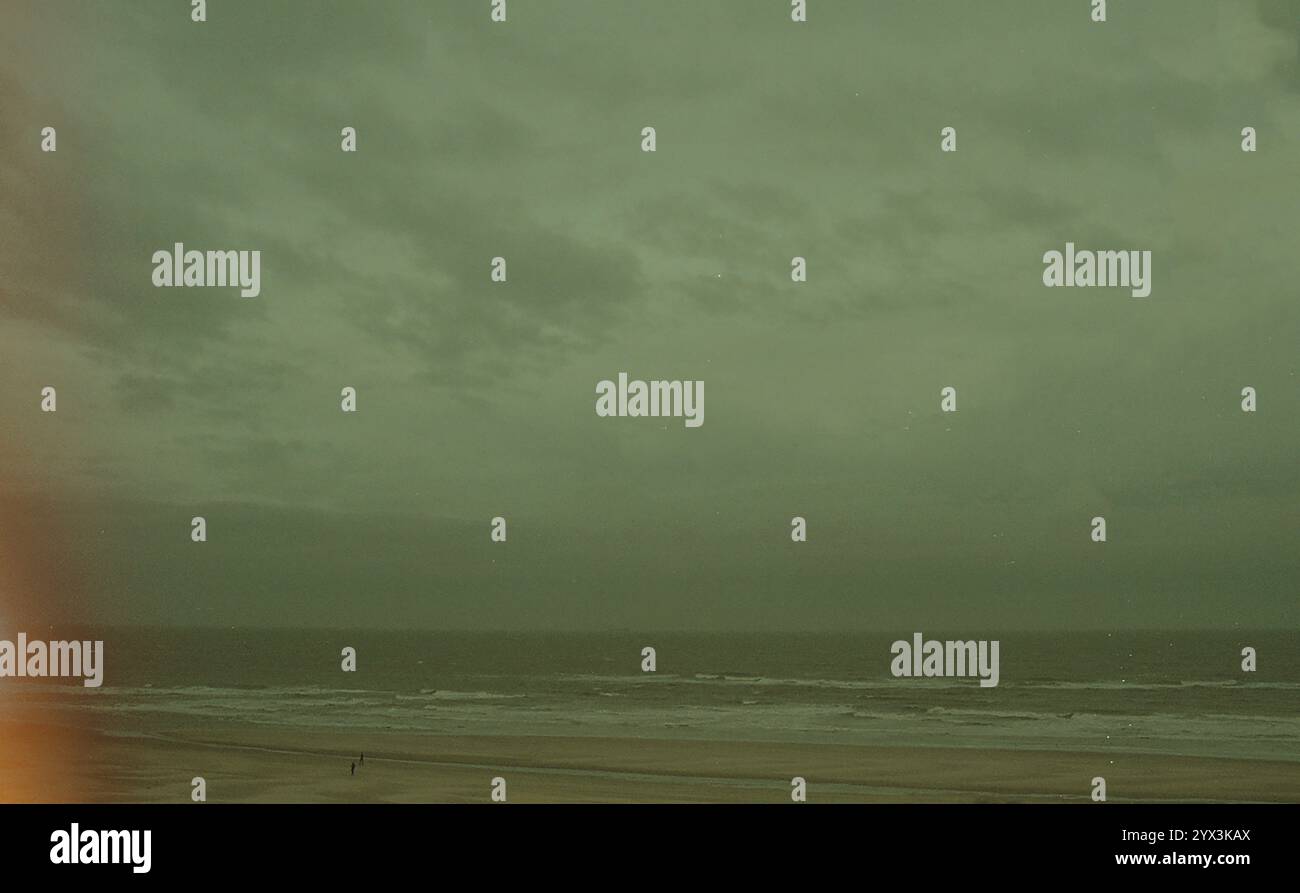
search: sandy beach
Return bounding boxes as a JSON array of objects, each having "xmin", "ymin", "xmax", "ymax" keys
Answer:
[{"xmin": 9, "ymin": 718, "xmax": 1295, "ymax": 804}]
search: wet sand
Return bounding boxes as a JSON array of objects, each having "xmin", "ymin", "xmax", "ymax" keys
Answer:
[{"xmin": 8, "ymin": 718, "xmax": 1296, "ymax": 803}]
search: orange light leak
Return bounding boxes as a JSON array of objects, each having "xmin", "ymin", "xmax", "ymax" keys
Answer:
[
  {"xmin": 0, "ymin": 451, "xmax": 93, "ymax": 803},
  {"xmin": 0, "ymin": 3, "xmax": 97, "ymax": 802}
]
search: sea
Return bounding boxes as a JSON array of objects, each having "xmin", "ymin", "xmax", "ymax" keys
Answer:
[{"xmin": 7, "ymin": 628, "xmax": 1298, "ymax": 761}]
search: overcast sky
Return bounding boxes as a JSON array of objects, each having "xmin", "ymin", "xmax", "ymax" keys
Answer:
[{"xmin": 1, "ymin": 1, "xmax": 1297, "ymax": 630}]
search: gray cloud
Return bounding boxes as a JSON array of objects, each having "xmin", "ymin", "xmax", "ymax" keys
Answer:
[{"xmin": 1, "ymin": 0, "xmax": 1296, "ymax": 629}]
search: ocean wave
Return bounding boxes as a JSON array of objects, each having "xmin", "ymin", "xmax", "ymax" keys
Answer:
[{"xmin": 397, "ymin": 690, "xmax": 526, "ymax": 701}]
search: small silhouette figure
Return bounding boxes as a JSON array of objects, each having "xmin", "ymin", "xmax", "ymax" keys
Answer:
[
  {"xmin": 360, "ymin": 752, "xmax": 365, "ymax": 765},
  {"xmin": 350, "ymin": 761, "xmax": 356, "ymax": 776}
]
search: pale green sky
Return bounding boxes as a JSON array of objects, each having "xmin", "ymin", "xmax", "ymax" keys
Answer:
[{"xmin": 1, "ymin": 1, "xmax": 1297, "ymax": 629}]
